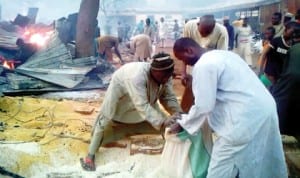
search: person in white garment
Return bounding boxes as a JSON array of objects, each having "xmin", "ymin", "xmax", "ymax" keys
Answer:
[
  {"xmin": 180, "ymin": 14, "xmax": 229, "ymax": 112},
  {"xmin": 80, "ymin": 52, "xmax": 182, "ymax": 171},
  {"xmin": 170, "ymin": 37, "xmax": 288, "ymax": 178},
  {"xmin": 159, "ymin": 17, "xmax": 169, "ymax": 48},
  {"xmin": 235, "ymin": 17, "xmax": 253, "ymax": 68}
]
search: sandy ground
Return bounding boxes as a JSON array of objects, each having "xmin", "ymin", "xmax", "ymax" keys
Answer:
[
  {"xmin": 0, "ymin": 90, "xmax": 180, "ymax": 178},
  {"xmin": 1, "ymin": 39, "xmax": 299, "ymax": 177},
  {"xmin": 0, "ymin": 40, "xmax": 186, "ymax": 178}
]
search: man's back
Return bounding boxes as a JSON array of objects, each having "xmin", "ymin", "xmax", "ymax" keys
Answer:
[
  {"xmin": 192, "ymin": 50, "xmax": 275, "ymax": 142},
  {"xmin": 131, "ymin": 34, "xmax": 152, "ymax": 60},
  {"xmin": 98, "ymin": 36, "xmax": 118, "ymax": 53}
]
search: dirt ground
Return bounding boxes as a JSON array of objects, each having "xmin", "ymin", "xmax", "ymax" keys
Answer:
[
  {"xmin": 0, "ymin": 39, "xmax": 186, "ymax": 178},
  {"xmin": 0, "ymin": 39, "xmax": 299, "ymax": 177}
]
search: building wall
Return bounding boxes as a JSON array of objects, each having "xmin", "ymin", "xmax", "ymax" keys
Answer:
[
  {"xmin": 283, "ymin": 0, "xmax": 300, "ymax": 14},
  {"xmin": 259, "ymin": 3, "xmax": 281, "ymax": 32},
  {"xmin": 259, "ymin": 0, "xmax": 300, "ymax": 32}
]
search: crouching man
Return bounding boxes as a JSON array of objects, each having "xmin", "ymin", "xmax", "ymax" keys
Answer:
[
  {"xmin": 126, "ymin": 34, "xmax": 152, "ymax": 62},
  {"xmin": 80, "ymin": 52, "xmax": 182, "ymax": 171}
]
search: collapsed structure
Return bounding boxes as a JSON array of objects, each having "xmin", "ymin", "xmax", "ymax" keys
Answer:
[{"xmin": 0, "ymin": 13, "xmax": 115, "ymax": 96}]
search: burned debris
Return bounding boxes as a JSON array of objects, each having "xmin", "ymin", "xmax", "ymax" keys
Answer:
[{"xmin": 0, "ymin": 14, "xmax": 115, "ymax": 96}]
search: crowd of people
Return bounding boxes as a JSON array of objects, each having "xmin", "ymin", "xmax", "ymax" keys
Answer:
[{"xmin": 79, "ymin": 9, "xmax": 300, "ymax": 177}]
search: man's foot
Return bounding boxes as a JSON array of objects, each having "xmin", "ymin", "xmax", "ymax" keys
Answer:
[{"xmin": 80, "ymin": 157, "xmax": 96, "ymax": 171}]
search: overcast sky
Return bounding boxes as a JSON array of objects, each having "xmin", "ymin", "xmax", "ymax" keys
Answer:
[
  {"xmin": 0, "ymin": 0, "xmax": 81, "ymax": 23},
  {"xmin": 0, "ymin": 0, "xmax": 226, "ymax": 23}
]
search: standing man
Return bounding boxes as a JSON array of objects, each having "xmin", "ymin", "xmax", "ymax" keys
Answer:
[
  {"xmin": 143, "ymin": 18, "xmax": 155, "ymax": 43},
  {"xmin": 124, "ymin": 23, "xmax": 131, "ymax": 42},
  {"xmin": 223, "ymin": 16, "xmax": 234, "ymax": 50},
  {"xmin": 117, "ymin": 21, "xmax": 125, "ymax": 42},
  {"xmin": 181, "ymin": 14, "xmax": 228, "ymax": 112},
  {"xmin": 171, "ymin": 37, "xmax": 287, "ymax": 178},
  {"xmin": 183, "ymin": 15, "xmax": 228, "ymax": 50},
  {"xmin": 159, "ymin": 17, "xmax": 169, "ymax": 48},
  {"xmin": 95, "ymin": 35, "xmax": 124, "ymax": 64},
  {"xmin": 271, "ymin": 24, "xmax": 300, "ymax": 141},
  {"xmin": 257, "ymin": 26, "xmax": 275, "ymax": 88},
  {"xmin": 126, "ymin": 34, "xmax": 152, "ymax": 62},
  {"xmin": 258, "ymin": 21, "xmax": 296, "ymax": 85},
  {"xmin": 153, "ymin": 21, "xmax": 160, "ymax": 44},
  {"xmin": 235, "ymin": 17, "xmax": 253, "ymax": 68},
  {"xmin": 173, "ymin": 19, "xmax": 180, "ymax": 40},
  {"xmin": 272, "ymin": 12, "xmax": 284, "ymax": 38},
  {"xmin": 134, "ymin": 20, "xmax": 144, "ymax": 35},
  {"xmin": 80, "ymin": 53, "xmax": 182, "ymax": 171}
]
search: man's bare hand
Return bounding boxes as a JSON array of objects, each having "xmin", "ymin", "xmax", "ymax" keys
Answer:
[
  {"xmin": 168, "ymin": 122, "xmax": 183, "ymax": 134},
  {"xmin": 162, "ymin": 118, "xmax": 176, "ymax": 129},
  {"xmin": 181, "ymin": 74, "xmax": 192, "ymax": 87},
  {"xmin": 169, "ymin": 112, "xmax": 182, "ymax": 121}
]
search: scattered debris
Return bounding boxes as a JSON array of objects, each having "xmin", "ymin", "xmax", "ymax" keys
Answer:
[
  {"xmin": 0, "ymin": 28, "xmax": 20, "ymax": 50},
  {"xmin": 0, "ymin": 121, "xmax": 6, "ymax": 132},
  {"xmin": 129, "ymin": 134, "xmax": 165, "ymax": 155},
  {"xmin": 46, "ymin": 172, "xmax": 83, "ymax": 178},
  {"xmin": 97, "ymin": 171, "xmax": 121, "ymax": 178},
  {"xmin": 6, "ymin": 72, "xmax": 52, "ymax": 90},
  {"xmin": 73, "ymin": 105, "xmax": 95, "ymax": 115},
  {"xmin": 0, "ymin": 166, "xmax": 25, "ymax": 178},
  {"xmin": 103, "ymin": 141, "xmax": 128, "ymax": 148}
]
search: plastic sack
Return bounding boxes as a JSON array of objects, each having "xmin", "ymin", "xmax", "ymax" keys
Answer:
[
  {"xmin": 161, "ymin": 128, "xmax": 193, "ymax": 178},
  {"xmin": 178, "ymin": 129, "xmax": 210, "ymax": 178},
  {"xmin": 260, "ymin": 74, "xmax": 272, "ymax": 88}
]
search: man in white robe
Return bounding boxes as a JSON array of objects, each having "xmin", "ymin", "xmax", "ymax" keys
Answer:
[
  {"xmin": 80, "ymin": 53, "xmax": 182, "ymax": 171},
  {"xmin": 159, "ymin": 17, "xmax": 169, "ymax": 48},
  {"xmin": 181, "ymin": 14, "xmax": 229, "ymax": 112},
  {"xmin": 170, "ymin": 37, "xmax": 287, "ymax": 178},
  {"xmin": 235, "ymin": 17, "xmax": 253, "ymax": 67}
]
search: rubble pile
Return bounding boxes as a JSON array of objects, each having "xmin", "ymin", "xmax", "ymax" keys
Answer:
[{"xmin": 0, "ymin": 22, "xmax": 118, "ymax": 96}]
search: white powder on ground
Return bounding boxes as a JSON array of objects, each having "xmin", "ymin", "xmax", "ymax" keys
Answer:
[
  {"xmin": 30, "ymin": 148, "xmax": 169, "ymax": 178},
  {"xmin": 2, "ymin": 141, "xmax": 171, "ymax": 178},
  {"xmin": 0, "ymin": 142, "xmax": 40, "ymax": 155}
]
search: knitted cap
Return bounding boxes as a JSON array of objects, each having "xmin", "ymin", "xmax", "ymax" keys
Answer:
[{"xmin": 150, "ymin": 56, "xmax": 174, "ymax": 71}]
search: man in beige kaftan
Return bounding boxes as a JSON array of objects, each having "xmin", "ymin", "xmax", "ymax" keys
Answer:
[{"xmin": 80, "ymin": 53, "xmax": 182, "ymax": 171}]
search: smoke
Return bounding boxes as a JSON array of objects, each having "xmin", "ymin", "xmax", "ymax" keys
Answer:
[
  {"xmin": 0, "ymin": 0, "xmax": 225, "ymax": 24},
  {"xmin": 0, "ymin": 0, "xmax": 81, "ymax": 24}
]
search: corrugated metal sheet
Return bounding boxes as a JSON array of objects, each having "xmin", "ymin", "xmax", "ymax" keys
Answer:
[
  {"xmin": 16, "ymin": 31, "xmax": 95, "ymax": 88},
  {"xmin": 0, "ymin": 28, "xmax": 19, "ymax": 50}
]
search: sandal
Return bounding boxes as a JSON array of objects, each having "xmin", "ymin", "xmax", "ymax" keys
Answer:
[{"xmin": 80, "ymin": 157, "xmax": 96, "ymax": 171}]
